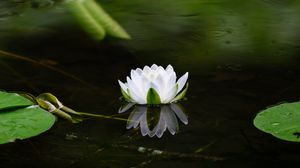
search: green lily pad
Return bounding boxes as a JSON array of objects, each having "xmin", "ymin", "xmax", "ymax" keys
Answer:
[
  {"xmin": 0, "ymin": 91, "xmax": 33, "ymax": 110},
  {"xmin": 0, "ymin": 91, "xmax": 56, "ymax": 144},
  {"xmin": 254, "ymin": 102, "xmax": 300, "ymax": 142},
  {"xmin": 0, "ymin": 105, "xmax": 56, "ymax": 144}
]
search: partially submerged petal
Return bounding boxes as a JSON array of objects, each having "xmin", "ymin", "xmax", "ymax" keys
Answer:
[{"xmin": 146, "ymin": 88, "xmax": 161, "ymax": 105}]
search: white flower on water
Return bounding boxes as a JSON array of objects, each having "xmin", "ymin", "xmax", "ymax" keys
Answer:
[{"xmin": 118, "ymin": 64, "xmax": 188, "ymax": 105}]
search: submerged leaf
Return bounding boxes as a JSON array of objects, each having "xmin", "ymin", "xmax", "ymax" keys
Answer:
[
  {"xmin": 147, "ymin": 88, "xmax": 161, "ymax": 105},
  {"xmin": 254, "ymin": 102, "xmax": 300, "ymax": 142}
]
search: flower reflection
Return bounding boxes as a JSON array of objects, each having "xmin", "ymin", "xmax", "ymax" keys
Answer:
[{"xmin": 119, "ymin": 103, "xmax": 188, "ymax": 138}]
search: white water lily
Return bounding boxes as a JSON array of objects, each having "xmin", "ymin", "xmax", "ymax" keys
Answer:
[{"xmin": 118, "ymin": 64, "xmax": 189, "ymax": 105}]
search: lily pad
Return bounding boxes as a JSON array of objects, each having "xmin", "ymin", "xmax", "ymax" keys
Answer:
[
  {"xmin": 254, "ymin": 102, "xmax": 300, "ymax": 142},
  {"xmin": 0, "ymin": 91, "xmax": 56, "ymax": 144},
  {"xmin": 0, "ymin": 91, "xmax": 33, "ymax": 110},
  {"xmin": 0, "ymin": 105, "xmax": 56, "ymax": 144}
]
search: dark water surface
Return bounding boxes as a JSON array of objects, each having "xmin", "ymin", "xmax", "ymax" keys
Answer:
[{"xmin": 1, "ymin": 0, "xmax": 300, "ymax": 167}]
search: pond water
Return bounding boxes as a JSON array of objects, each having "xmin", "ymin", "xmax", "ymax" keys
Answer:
[{"xmin": 1, "ymin": 0, "xmax": 300, "ymax": 167}]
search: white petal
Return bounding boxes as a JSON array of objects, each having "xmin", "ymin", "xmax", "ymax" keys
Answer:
[
  {"xmin": 127, "ymin": 77, "xmax": 146, "ymax": 104},
  {"xmin": 135, "ymin": 68, "xmax": 143, "ymax": 75},
  {"xmin": 131, "ymin": 70, "xmax": 143, "ymax": 91},
  {"xmin": 153, "ymin": 74, "xmax": 165, "ymax": 96},
  {"xmin": 140, "ymin": 76, "xmax": 151, "ymax": 97},
  {"xmin": 149, "ymin": 82, "xmax": 161, "ymax": 96},
  {"xmin": 165, "ymin": 64, "xmax": 174, "ymax": 73},
  {"xmin": 127, "ymin": 76, "xmax": 142, "ymax": 95},
  {"xmin": 130, "ymin": 70, "xmax": 135, "ymax": 80},
  {"xmin": 151, "ymin": 64, "xmax": 158, "ymax": 70},
  {"xmin": 163, "ymin": 84, "xmax": 178, "ymax": 103},
  {"xmin": 129, "ymin": 90, "xmax": 146, "ymax": 104},
  {"xmin": 158, "ymin": 66, "xmax": 164, "ymax": 72},
  {"xmin": 163, "ymin": 72, "xmax": 176, "ymax": 99},
  {"xmin": 118, "ymin": 80, "xmax": 128, "ymax": 94},
  {"xmin": 176, "ymin": 72, "xmax": 189, "ymax": 93},
  {"xmin": 143, "ymin": 66, "xmax": 151, "ymax": 74},
  {"xmin": 167, "ymin": 72, "xmax": 176, "ymax": 86}
]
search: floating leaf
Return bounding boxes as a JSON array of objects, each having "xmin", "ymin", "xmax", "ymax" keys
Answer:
[
  {"xmin": 0, "ymin": 91, "xmax": 33, "ymax": 110},
  {"xmin": 0, "ymin": 105, "xmax": 56, "ymax": 144},
  {"xmin": 254, "ymin": 102, "xmax": 300, "ymax": 142}
]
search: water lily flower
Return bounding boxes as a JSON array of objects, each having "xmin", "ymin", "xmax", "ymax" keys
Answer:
[
  {"xmin": 123, "ymin": 104, "xmax": 188, "ymax": 138},
  {"xmin": 118, "ymin": 64, "xmax": 189, "ymax": 105}
]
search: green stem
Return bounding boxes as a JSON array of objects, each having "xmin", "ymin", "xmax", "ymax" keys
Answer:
[{"xmin": 75, "ymin": 111, "xmax": 131, "ymax": 122}]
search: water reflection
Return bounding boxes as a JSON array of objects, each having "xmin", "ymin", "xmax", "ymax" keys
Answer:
[{"xmin": 119, "ymin": 103, "xmax": 188, "ymax": 138}]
